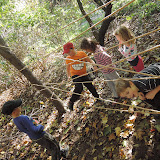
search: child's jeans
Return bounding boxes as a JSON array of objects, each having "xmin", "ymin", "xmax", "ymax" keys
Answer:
[
  {"xmin": 70, "ymin": 75, "xmax": 99, "ymax": 103},
  {"xmin": 103, "ymin": 71, "xmax": 119, "ymax": 97},
  {"xmin": 33, "ymin": 132, "xmax": 61, "ymax": 160}
]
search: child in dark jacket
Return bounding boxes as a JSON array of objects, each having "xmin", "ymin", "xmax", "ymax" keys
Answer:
[{"xmin": 2, "ymin": 99, "xmax": 67, "ymax": 160}]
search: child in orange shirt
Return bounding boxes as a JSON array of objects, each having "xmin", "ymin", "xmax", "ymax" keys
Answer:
[{"xmin": 63, "ymin": 42, "xmax": 99, "ymax": 110}]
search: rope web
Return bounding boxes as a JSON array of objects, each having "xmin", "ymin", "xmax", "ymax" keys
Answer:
[
  {"xmin": 0, "ymin": 3, "xmax": 160, "ymax": 160},
  {"xmin": 1, "ymin": 0, "xmax": 160, "ymax": 115}
]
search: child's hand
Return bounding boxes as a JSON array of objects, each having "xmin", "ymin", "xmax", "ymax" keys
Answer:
[
  {"xmin": 138, "ymin": 92, "xmax": 146, "ymax": 100},
  {"xmin": 118, "ymin": 42, "xmax": 122, "ymax": 48},
  {"xmin": 145, "ymin": 91, "xmax": 155, "ymax": 100},
  {"xmin": 33, "ymin": 119, "xmax": 39, "ymax": 125},
  {"xmin": 93, "ymin": 65, "xmax": 98, "ymax": 71},
  {"xmin": 68, "ymin": 76, "xmax": 72, "ymax": 81},
  {"xmin": 145, "ymin": 86, "xmax": 160, "ymax": 100}
]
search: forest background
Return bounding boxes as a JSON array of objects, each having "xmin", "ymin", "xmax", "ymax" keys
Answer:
[{"xmin": 0, "ymin": 0, "xmax": 160, "ymax": 159}]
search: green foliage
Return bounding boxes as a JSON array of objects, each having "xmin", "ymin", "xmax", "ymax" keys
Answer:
[
  {"xmin": 0, "ymin": 0, "xmax": 9, "ymax": 7},
  {"xmin": 0, "ymin": 0, "xmax": 159, "ymax": 91},
  {"xmin": 113, "ymin": 0, "xmax": 159, "ymax": 20}
]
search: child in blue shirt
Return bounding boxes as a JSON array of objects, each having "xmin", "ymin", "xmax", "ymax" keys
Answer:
[{"xmin": 2, "ymin": 99, "xmax": 67, "ymax": 160}]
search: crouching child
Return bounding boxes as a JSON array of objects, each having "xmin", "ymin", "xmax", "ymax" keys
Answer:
[
  {"xmin": 2, "ymin": 99, "xmax": 68, "ymax": 160},
  {"xmin": 115, "ymin": 63, "xmax": 160, "ymax": 110}
]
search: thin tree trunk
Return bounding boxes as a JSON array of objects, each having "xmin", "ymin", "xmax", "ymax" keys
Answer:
[
  {"xmin": 77, "ymin": 0, "xmax": 114, "ymax": 46},
  {"xmin": 77, "ymin": 0, "xmax": 99, "ymax": 41},
  {"xmin": 94, "ymin": 0, "xmax": 115, "ymax": 46},
  {"xmin": 0, "ymin": 36, "xmax": 65, "ymax": 116}
]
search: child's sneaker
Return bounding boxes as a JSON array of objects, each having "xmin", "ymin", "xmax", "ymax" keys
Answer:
[{"xmin": 68, "ymin": 101, "xmax": 74, "ymax": 111}]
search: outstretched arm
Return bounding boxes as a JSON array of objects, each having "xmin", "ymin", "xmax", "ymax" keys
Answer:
[{"xmin": 145, "ymin": 85, "xmax": 160, "ymax": 99}]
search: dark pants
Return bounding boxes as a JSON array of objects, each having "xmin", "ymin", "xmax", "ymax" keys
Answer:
[
  {"xmin": 70, "ymin": 75, "xmax": 99, "ymax": 103},
  {"xmin": 33, "ymin": 132, "xmax": 60, "ymax": 160}
]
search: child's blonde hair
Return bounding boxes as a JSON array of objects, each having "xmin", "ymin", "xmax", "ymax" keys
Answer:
[
  {"xmin": 80, "ymin": 38, "xmax": 99, "ymax": 52},
  {"xmin": 115, "ymin": 78, "xmax": 131, "ymax": 96},
  {"xmin": 114, "ymin": 26, "xmax": 136, "ymax": 44}
]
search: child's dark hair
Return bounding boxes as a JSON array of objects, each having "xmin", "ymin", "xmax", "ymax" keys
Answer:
[{"xmin": 80, "ymin": 38, "xmax": 99, "ymax": 52}]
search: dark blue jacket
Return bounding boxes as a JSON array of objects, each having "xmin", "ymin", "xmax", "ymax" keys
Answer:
[{"xmin": 13, "ymin": 115, "xmax": 45, "ymax": 140}]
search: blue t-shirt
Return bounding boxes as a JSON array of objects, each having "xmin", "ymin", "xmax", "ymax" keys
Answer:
[{"xmin": 13, "ymin": 115, "xmax": 45, "ymax": 140}]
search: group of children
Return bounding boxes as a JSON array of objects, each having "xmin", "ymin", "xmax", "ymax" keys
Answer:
[
  {"xmin": 64, "ymin": 25, "xmax": 148, "ymax": 111},
  {"xmin": 1, "ymin": 25, "xmax": 160, "ymax": 159},
  {"xmin": 64, "ymin": 25, "xmax": 160, "ymax": 111}
]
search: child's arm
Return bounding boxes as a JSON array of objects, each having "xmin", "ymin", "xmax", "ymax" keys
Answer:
[
  {"xmin": 145, "ymin": 85, "xmax": 160, "ymax": 99},
  {"xmin": 85, "ymin": 57, "xmax": 98, "ymax": 70},
  {"xmin": 22, "ymin": 117, "xmax": 44, "ymax": 133},
  {"xmin": 118, "ymin": 43, "xmax": 123, "ymax": 53},
  {"xmin": 66, "ymin": 64, "xmax": 71, "ymax": 78},
  {"xmin": 118, "ymin": 41, "xmax": 122, "ymax": 48}
]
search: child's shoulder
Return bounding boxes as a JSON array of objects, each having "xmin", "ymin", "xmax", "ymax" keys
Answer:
[
  {"xmin": 77, "ymin": 51, "xmax": 87, "ymax": 57},
  {"xmin": 16, "ymin": 115, "xmax": 28, "ymax": 119},
  {"xmin": 77, "ymin": 50, "xmax": 86, "ymax": 54},
  {"xmin": 13, "ymin": 115, "xmax": 28, "ymax": 122}
]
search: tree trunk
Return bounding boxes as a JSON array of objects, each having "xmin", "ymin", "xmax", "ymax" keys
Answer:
[
  {"xmin": 94, "ymin": 0, "xmax": 115, "ymax": 46},
  {"xmin": 98, "ymin": 16, "xmax": 115, "ymax": 46},
  {"xmin": 77, "ymin": 0, "xmax": 99, "ymax": 41},
  {"xmin": 77, "ymin": 0, "xmax": 114, "ymax": 46},
  {"xmin": 0, "ymin": 36, "xmax": 65, "ymax": 116}
]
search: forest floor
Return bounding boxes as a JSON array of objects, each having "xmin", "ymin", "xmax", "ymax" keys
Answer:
[{"xmin": 0, "ymin": 13, "xmax": 160, "ymax": 160}]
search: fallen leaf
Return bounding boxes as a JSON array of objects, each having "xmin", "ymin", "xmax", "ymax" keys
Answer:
[
  {"xmin": 120, "ymin": 130, "xmax": 129, "ymax": 138},
  {"xmin": 128, "ymin": 106, "xmax": 134, "ymax": 113},
  {"xmin": 115, "ymin": 127, "xmax": 121, "ymax": 137},
  {"xmin": 86, "ymin": 101, "xmax": 90, "ymax": 105},
  {"xmin": 92, "ymin": 122, "xmax": 97, "ymax": 128},
  {"xmin": 103, "ymin": 126, "xmax": 111, "ymax": 136},
  {"xmin": 129, "ymin": 114, "xmax": 137, "ymax": 122},
  {"xmin": 109, "ymin": 133, "xmax": 116, "ymax": 141},
  {"xmin": 102, "ymin": 116, "xmax": 108, "ymax": 124},
  {"xmin": 125, "ymin": 123, "xmax": 134, "ymax": 130},
  {"xmin": 104, "ymin": 146, "xmax": 112, "ymax": 152},
  {"xmin": 85, "ymin": 127, "xmax": 90, "ymax": 134},
  {"xmin": 1, "ymin": 151, "xmax": 6, "ymax": 154},
  {"xmin": 39, "ymin": 101, "xmax": 44, "ymax": 104}
]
